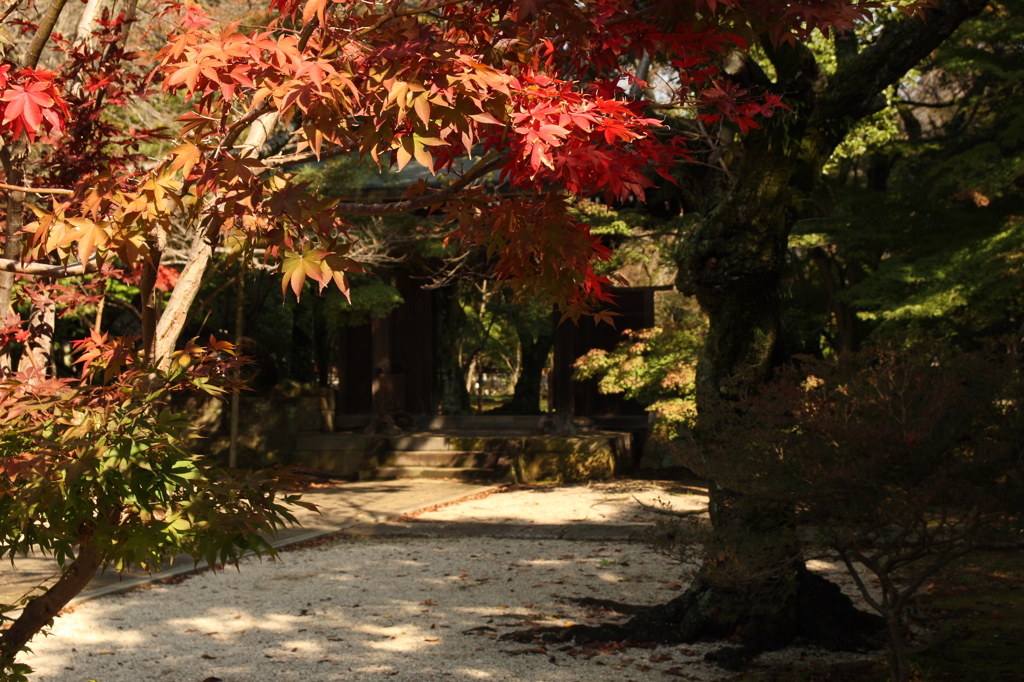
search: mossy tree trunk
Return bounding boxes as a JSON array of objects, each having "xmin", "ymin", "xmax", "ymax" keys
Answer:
[
  {"xmin": 667, "ymin": 0, "xmax": 990, "ymax": 660},
  {"xmin": 502, "ymin": 0, "xmax": 990, "ymax": 664},
  {"xmin": 506, "ymin": 313, "xmax": 554, "ymax": 414}
]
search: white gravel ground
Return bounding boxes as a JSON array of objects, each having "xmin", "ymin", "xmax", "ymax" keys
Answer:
[{"xmin": 21, "ymin": 483, "xmax": 883, "ymax": 682}]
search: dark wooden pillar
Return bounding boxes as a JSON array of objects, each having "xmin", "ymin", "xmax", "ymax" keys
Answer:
[
  {"xmin": 551, "ymin": 311, "xmax": 574, "ymax": 416},
  {"xmin": 339, "ymin": 323, "xmax": 373, "ymax": 414}
]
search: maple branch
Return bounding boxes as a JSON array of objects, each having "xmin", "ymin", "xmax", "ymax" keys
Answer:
[
  {"xmin": 21, "ymin": 0, "xmax": 69, "ymax": 68},
  {"xmin": 333, "ymin": 152, "xmax": 506, "ymax": 216},
  {"xmin": 604, "ymin": 5, "xmax": 655, "ymax": 28},
  {"xmin": 297, "ymin": 16, "xmax": 319, "ymax": 52},
  {"xmin": 261, "ymin": 143, "xmax": 352, "ymax": 168},
  {"xmin": 0, "ymin": 0, "xmax": 20, "ymax": 24},
  {"xmin": 352, "ymin": 0, "xmax": 469, "ymax": 39},
  {"xmin": 221, "ymin": 102, "xmax": 274, "ymax": 151},
  {"xmin": 0, "ymin": 256, "xmax": 97, "ymax": 277},
  {"xmin": 0, "ymin": 183, "xmax": 72, "ymax": 196}
]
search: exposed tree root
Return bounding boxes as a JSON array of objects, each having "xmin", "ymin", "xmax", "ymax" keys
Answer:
[{"xmin": 500, "ymin": 566, "xmax": 885, "ymax": 672}]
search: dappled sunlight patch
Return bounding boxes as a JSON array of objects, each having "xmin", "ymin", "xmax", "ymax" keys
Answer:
[
  {"xmin": 413, "ymin": 481, "xmax": 708, "ymax": 526},
  {"xmin": 22, "ymin": 533, "xmax": 889, "ymax": 682}
]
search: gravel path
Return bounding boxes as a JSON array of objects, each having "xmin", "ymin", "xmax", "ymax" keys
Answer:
[{"xmin": 21, "ymin": 482, "xmax": 881, "ymax": 682}]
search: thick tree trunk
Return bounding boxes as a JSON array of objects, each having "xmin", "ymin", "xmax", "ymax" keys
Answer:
[
  {"xmin": 505, "ymin": 1, "xmax": 989, "ymax": 666},
  {"xmin": 505, "ymin": 316, "xmax": 553, "ymax": 414}
]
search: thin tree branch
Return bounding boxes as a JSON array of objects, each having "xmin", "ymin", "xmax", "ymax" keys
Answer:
[
  {"xmin": 333, "ymin": 152, "xmax": 506, "ymax": 216},
  {"xmin": 20, "ymin": 0, "xmax": 69, "ymax": 69},
  {"xmin": 261, "ymin": 143, "xmax": 352, "ymax": 168},
  {"xmin": 0, "ymin": 257, "xmax": 97, "ymax": 277},
  {"xmin": 0, "ymin": 0, "xmax": 20, "ymax": 24},
  {"xmin": 351, "ymin": 0, "xmax": 468, "ymax": 39},
  {"xmin": 898, "ymin": 98, "xmax": 959, "ymax": 108},
  {"xmin": 0, "ymin": 183, "xmax": 72, "ymax": 196}
]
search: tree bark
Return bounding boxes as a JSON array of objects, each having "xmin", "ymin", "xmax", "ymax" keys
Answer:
[
  {"xmin": 668, "ymin": 0, "xmax": 989, "ymax": 660},
  {"xmin": 0, "ymin": 0, "xmax": 73, "ymax": 372},
  {"xmin": 152, "ymin": 227, "xmax": 212, "ymax": 369},
  {"xmin": 0, "ymin": 540, "xmax": 103, "ymax": 667},
  {"xmin": 436, "ymin": 285, "xmax": 471, "ymax": 414},
  {"xmin": 505, "ymin": 315, "xmax": 554, "ymax": 414},
  {"xmin": 16, "ymin": 291, "xmax": 56, "ymax": 379},
  {"xmin": 151, "ymin": 112, "xmax": 279, "ymax": 369},
  {"xmin": 519, "ymin": 0, "xmax": 992, "ymax": 664}
]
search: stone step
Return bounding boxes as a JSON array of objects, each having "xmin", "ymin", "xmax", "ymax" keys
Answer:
[
  {"xmin": 388, "ymin": 435, "xmax": 451, "ymax": 450},
  {"xmin": 421, "ymin": 415, "xmax": 540, "ymax": 431},
  {"xmin": 359, "ymin": 466, "xmax": 500, "ymax": 482},
  {"xmin": 380, "ymin": 450, "xmax": 495, "ymax": 468}
]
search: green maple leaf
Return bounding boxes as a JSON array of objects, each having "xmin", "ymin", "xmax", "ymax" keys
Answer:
[{"xmin": 280, "ymin": 248, "xmax": 328, "ymax": 300}]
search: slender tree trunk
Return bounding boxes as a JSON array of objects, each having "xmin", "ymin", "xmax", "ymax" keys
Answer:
[
  {"xmin": 16, "ymin": 292, "xmax": 56, "ymax": 380},
  {"xmin": 0, "ymin": 538, "xmax": 103, "ymax": 667},
  {"xmin": 152, "ymin": 112, "xmax": 278, "ymax": 369},
  {"xmin": 0, "ymin": 0, "xmax": 72, "ymax": 371},
  {"xmin": 436, "ymin": 285, "xmax": 471, "ymax": 414},
  {"xmin": 887, "ymin": 613, "xmax": 910, "ymax": 682},
  {"xmin": 139, "ymin": 237, "xmax": 163, "ymax": 364},
  {"xmin": 229, "ymin": 263, "xmax": 245, "ymax": 467}
]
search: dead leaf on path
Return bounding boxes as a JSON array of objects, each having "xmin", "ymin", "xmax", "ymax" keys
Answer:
[
  {"xmin": 200, "ymin": 654, "xmax": 216, "ymax": 659},
  {"xmin": 651, "ymin": 654, "xmax": 674, "ymax": 662},
  {"xmin": 425, "ymin": 638, "xmax": 440, "ymax": 642},
  {"xmin": 201, "ymin": 677, "xmax": 223, "ymax": 682},
  {"xmin": 327, "ymin": 636, "xmax": 344, "ymax": 641},
  {"xmin": 663, "ymin": 667, "xmax": 689, "ymax": 677},
  {"xmin": 204, "ymin": 631, "xmax": 218, "ymax": 635},
  {"xmin": 420, "ymin": 599, "xmax": 438, "ymax": 606},
  {"xmin": 663, "ymin": 583, "xmax": 682, "ymax": 591}
]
